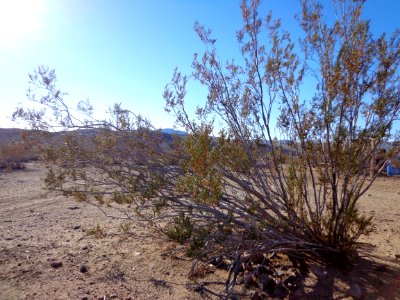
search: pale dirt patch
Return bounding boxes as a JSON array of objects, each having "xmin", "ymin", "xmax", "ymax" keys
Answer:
[
  {"xmin": 0, "ymin": 162, "xmax": 400, "ymax": 299},
  {"xmin": 0, "ymin": 163, "xmax": 222, "ymax": 300}
]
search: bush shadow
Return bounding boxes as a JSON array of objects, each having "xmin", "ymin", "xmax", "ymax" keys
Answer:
[{"xmin": 301, "ymin": 249, "xmax": 400, "ymax": 299}]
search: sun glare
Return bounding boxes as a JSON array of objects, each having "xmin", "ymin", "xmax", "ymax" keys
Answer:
[{"xmin": 0, "ymin": 0, "xmax": 45, "ymax": 47}]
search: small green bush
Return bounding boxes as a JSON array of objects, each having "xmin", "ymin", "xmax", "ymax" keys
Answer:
[
  {"xmin": 166, "ymin": 213, "xmax": 194, "ymax": 244},
  {"xmin": 86, "ymin": 224, "xmax": 105, "ymax": 238}
]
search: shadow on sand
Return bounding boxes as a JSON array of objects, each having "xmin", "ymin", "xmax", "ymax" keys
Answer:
[{"xmin": 302, "ymin": 246, "xmax": 400, "ymax": 299}]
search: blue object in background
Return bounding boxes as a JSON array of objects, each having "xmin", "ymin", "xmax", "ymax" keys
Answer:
[{"xmin": 387, "ymin": 163, "xmax": 400, "ymax": 176}]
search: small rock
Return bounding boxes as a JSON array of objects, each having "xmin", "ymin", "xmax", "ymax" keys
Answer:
[
  {"xmin": 110, "ymin": 294, "xmax": 118, "ymax": 299},
  {"xmin": 82, "ymin": 245, "xmax": 88, "ymax": 250},
  {"xmin": 80, "ymin": 265, "xmax": 88, "ymax": 273},
  {"xmin": 81, "ymin": 296, "xmax": 88, "ymax": 300},
  {"xmin": 209, "ymin": 256, "xmax": 231, "ymax": 269},
  {"xmin": 68, "ymin": 205, "xmax": 80, "ymax": 210},
  {"xmin": 50, "ymin": 261, "xmax": 63, "ymax": 268},
  {"xmin": 133, "ymin": 252, "xmax": 141, "ymax": 256},
  {"xmin": 207, "ymin": 264, "xmax": 217, "ymax": 273},
  {"xmin": 395, "ymin": 254, "xmax": 400, "ymax": 259},
  {"xmin": 347, "ymin": 283, "xmax": 362, "ymax": 299},
  {"xmin": 73, "ymin": 225, "xmax": 81, "ymax": 230}
]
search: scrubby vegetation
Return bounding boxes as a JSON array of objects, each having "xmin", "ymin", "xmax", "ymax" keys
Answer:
[
  {"xmin": 13, "ymin": 0, "xmax": 400, "ymax": 297},
  {"xmin": 0, "ymin": 141, "xmax": 38, "ymax": 171}
]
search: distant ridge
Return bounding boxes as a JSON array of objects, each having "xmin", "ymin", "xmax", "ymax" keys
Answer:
[
  {"xmin": 0, "ymin": 128, "xmax": 24, "ymax": 144},
  {"xmin": 161, "ymin": 128, "xmax": 186, "ymax": 136},
  {"xmin": 0, "ymin": 128, "xmax": 187, "ymax": 147}
]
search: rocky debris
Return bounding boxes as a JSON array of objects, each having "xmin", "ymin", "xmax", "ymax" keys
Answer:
[
  {"xmin": 50, "ymin": 261, "xmax": 63, "ymax": 268},
  {"xmin": 347, "ymin": 283, "xmax": 362, "ymax": 299},
  {"xmin": 223, "ymin": 251, "xmax": 304, "ymax": 299},
  {"xmin": 80, "ymin": 265, "xmax": 88, "ymax": 273},
  {"xmin": 208, "ymin": 255, "xmax": 232, "ymax": 270},
  {"xmin": 239, "ymin": 252, "xmax": 307, "ymax": 299},
  {"xmin": 189, "ymin": 261, "xmax": 217, "ymax": 279}
]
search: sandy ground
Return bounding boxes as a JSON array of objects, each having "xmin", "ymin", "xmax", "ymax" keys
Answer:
[{"xmin": 1, "ymin": 162, "xmax": 400, "ymax": 300}]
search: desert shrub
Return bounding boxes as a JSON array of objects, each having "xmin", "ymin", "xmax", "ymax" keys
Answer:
[
  {"xmin": 86, "ymin": 224, "xmax": 105, "ymax": 238},
  {"xmin": 219, "ymin": 136, "xmax": 253, "ymax": 173},
  {"xmin": 163, "ymin": 0, "xmax": 400, "ymax": 261},
  {"xmin": 0, "ymin": 141, "xmax": 39, "ymax": 171},
  {"xmin": 166, "ymin": 213, "xmax": 194, "ymax": 244},
  {"xmin": 119, "ymin": 221, "xmax": 132, "ymax": 234},
  {"xmin": 13, "ymin": 0, "xmax": 400, "ymax": 269}
]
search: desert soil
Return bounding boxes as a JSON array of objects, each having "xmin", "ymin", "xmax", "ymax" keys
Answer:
[{"xmin": 1, "ymin": 162, "xmax": 400, "ymax": 300}]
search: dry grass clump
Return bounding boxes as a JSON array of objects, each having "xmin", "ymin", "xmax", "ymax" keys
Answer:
[{"xmin": 0, "ymin": 142, "xmax": 39, "ymax": 171}]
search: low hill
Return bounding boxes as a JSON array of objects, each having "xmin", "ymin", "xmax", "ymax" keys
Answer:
[{"xmin": 0, "ymin": 128, "xmax": 24, "ymax": 144}]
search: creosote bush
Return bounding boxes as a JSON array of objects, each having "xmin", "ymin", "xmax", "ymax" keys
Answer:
[{"xmin": 14, "ymin": 0, "xmax": 400, "ymax": 269}]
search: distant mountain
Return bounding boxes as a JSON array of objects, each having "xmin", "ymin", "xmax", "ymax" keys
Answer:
[
  {"xmin": 0, "ymin": 128, "xmax": 24, "ymax": 144},
  {"xmin": 0, "ymin": 127, "xmax": 185, "ymax": 141},
  {"xmin": 161, "ymin": 128, "xmax": 186, "ymax": 136}
]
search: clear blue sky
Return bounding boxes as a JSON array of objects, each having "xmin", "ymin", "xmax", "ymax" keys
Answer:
[{"xmin": 0, "ymin": 0, "xmax": 399, "ymax": 129}]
